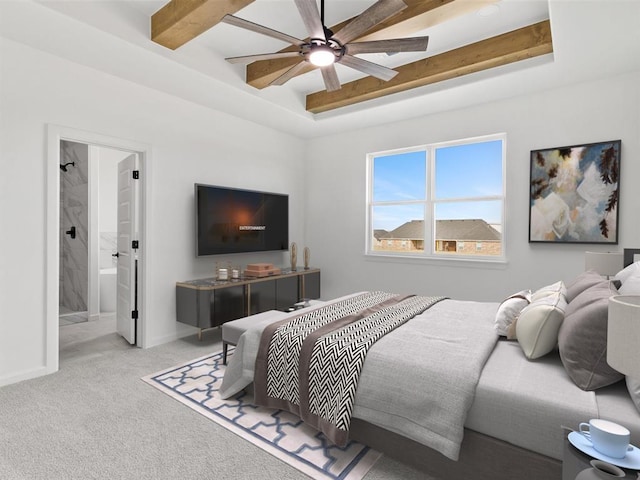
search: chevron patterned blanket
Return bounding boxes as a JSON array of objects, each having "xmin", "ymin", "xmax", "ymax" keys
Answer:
[{"xmin": 253, "ymin": 291, "xmax": 446, "ymax": 446}]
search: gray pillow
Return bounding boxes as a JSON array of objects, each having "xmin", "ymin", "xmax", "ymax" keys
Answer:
[
  {"xmin": 627, "ymin": 376, "xmax": 640, "ymax": 413},
  {"xmin": 565, "ymin": 270, "xmax": 606, "ymax": 303},
  {"xmin": 558, "ymin": 281, "xmax": 623, "ymax": 390}
]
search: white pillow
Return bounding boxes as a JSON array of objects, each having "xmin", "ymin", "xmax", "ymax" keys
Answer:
[
  {"xmin": 616, "ymin": 262, "xmax": 640, "ymax": 294},
  {"xmin": 627, "ymin": 377, "xmax": 640, "ymax": 413},
  {"xmin": 531, "ymin": 280, "xmax": 567, "ymax": 302},
  {"xmin": 516, "ymin": 292, "xmax": 567, "ymax": 360},
  {"xmin": 619, "ymin": 276, "xmax": 640, "ymax": 294},
  {"xmin": 494, "ymin": 290, "xmax": 531, "ymax": 336},
  {"xmin": 614, "ymin": 261, "xmax": 640, "ymax": 284}
]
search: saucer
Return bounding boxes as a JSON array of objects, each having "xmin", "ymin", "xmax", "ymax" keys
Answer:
[{"xmin": 568, "ymin": 431, "xmax": 640, "ymax": 470}]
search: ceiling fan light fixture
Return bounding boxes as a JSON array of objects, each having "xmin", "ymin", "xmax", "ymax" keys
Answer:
[{"xmin": 308, "ymin": 44, "xmax": 336, "ymax": 67}]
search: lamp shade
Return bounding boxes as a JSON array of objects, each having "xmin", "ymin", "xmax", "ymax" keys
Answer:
[
  {"xmin": 607, "ymin": 295, "xmax": 640, "ymax": 377},
  {"xmin": 585, "ymin": 251, "xmax": 623, "ymax": 277}
]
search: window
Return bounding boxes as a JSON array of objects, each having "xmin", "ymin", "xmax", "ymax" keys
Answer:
[{"xmin": 367, "ymin": 134, "xmax": 505, "ymax": 260}]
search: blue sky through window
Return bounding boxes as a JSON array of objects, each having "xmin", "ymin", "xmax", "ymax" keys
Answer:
[
  {"xmin": 435, "ymin": 140, "xmax": 503, "ymax": 198},
  {"xmin": 373, "ymin": 150, "xmax": 426, "ymax": 202},
  {"xmin": 371, "ymin": 139, "xmax": 503, "ymax": 232}
]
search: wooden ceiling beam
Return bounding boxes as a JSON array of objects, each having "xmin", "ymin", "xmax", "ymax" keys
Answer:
[
  {"xmin": 152, "ymin": 0, "xmax": 255, "ymax": 50},
  {"xmin": 246, "ymin": 0, "xmax": 499, "ymax": 89},
  {"xmin": 306, "ymin": 19, "xmax": 553, "ymax": 114}
]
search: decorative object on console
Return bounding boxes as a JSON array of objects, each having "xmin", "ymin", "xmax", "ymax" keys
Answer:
[
  {"xmin": 216, "ymin": 260, "xmax": 235, "ymax": 280},
  {"xmin": 304, "ymin": 246, "xmax": 310, "ymax": 270},
  {"xmin": 585, "ymin": 252, "xmax": 624, "ymax": 279},
  {"xmin": 243, "ymin": 263, "xmax": 281, "ymax": 278},
  {"xmin": 529, "ymin": 140, "xmax": 621, "ymax": 244},
  {"xmin": 290, "ymin": 242, "xmax": 297, "ymax": 271}
]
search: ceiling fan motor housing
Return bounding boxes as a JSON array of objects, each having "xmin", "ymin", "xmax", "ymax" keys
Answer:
[{"xmin": 306, "ymin": 38, "xmax": 345, "ymax": 65}]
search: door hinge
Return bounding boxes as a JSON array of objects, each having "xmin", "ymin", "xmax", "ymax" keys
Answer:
[
  {"xmin": 132, "ymin": 310, "xmax": 139, "ymax": 319},
  {"xmin": 132, "ymin": 170, "xmax": 139, "ymax": 180},
  {"xmin": 132, "ymin": 240, "xmax": 139, "ymax": 249}
]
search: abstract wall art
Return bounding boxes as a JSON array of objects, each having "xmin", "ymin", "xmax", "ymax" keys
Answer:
[{"xmin": 529, "ymin": 140, "xmax": 621, "ymax": 244}]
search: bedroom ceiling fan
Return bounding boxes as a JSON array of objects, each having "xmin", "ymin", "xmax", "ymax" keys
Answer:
[{"xmin": 221, "ymin": 0, "xmax": 429, "ymax": 92}]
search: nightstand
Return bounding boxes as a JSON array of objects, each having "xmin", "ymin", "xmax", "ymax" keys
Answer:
[{"xmin": 563, "ymin": 431, "xmax": 638, "ymax": 479}]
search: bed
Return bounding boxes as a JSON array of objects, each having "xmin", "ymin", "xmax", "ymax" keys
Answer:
[{"xmin": 219, "ymin": 267, "xmax": 640, "ymax": 480}]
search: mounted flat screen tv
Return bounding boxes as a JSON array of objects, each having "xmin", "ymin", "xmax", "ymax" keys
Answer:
[{"xmin": 195, "ymin": 183, "xmax": 289, "ymax": 256}]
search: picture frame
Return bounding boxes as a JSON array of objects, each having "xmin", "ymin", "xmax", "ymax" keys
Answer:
[
  {"xmin": 623, "ymin": 248, "xmax": 640, "ymax": 267},
  {"xmin": 528, "ymin": 140, "xmax": 621, "ymax": 244}
]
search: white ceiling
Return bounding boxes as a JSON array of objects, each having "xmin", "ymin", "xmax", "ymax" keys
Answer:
[{"xmin": 1, "ymin": 0, "xmax": 639, "ymax": 138}]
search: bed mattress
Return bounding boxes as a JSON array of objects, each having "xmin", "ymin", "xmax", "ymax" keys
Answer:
[{"xmin": 466, "ymin": 339, "xmax": 640, "ymax": 460}]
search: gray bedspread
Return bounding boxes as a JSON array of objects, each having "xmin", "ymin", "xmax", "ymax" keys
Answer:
[{"xmin": 219, "ymin": 293, "xmax": 499, "ymax": 460}]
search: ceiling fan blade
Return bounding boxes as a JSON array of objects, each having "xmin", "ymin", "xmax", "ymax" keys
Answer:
[
  {"xmin": 321, "ymin": 65, "xmax": 341, "ymax": 92},
  {"xmin": 221, "ymin": 15, "xmax": 306, "ymax": 47},
  {"xmin": 294, "ymin": 0, "xmax": 325, "ymax": 40},
  {"xmin": 226, "ymin": 51, "xmax": 301, "ymax": 65},
  {"xmin": 270, "ymin": 60, "xmax": 310, "ymax": 86},
  {"xmin": 339, "ymin": 54, "xmax": 398, "ymax": 82},
  {"xmin": 346, "ymin": 36, "xmax": 429, "ymax": 55},
  {"xmin": 332, "ymin": 0, "xmax": 408, "ymax": 45}
]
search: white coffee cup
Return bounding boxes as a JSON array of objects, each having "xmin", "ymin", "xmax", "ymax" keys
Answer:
[{"xmin": 578, "ymin": 419, "xmax": 632, "ymax": 459}]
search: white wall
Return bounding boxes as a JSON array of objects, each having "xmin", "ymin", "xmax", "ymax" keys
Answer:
[
  {"xmin": 0, "ymin": 38, "xmax": 306, "ymax": 385},
  {"xmin": 2, "ymin": 32, "xmax": 639, "ymax": 387},
  {"xmin": 306, "ymin": 71, "xmax": 640, "ymax": 302}
]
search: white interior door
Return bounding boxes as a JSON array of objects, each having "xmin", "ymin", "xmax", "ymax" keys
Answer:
[{"xmin": 116, "ymin": 154, "xmax": 139, "ymax": 344}]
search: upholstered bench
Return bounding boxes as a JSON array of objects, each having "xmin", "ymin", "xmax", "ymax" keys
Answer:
[
  {"xmin": 221, "ymin": 301, "xmax": 325, "ymax": 364},
  {"xmin": 222, "ymin": 310, "xmax": 287, "ymax": 365}
]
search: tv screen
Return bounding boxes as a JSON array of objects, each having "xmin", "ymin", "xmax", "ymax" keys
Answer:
[{"xmin": 195, "ymin": 184, "xmax": 289, "ymax": 256}]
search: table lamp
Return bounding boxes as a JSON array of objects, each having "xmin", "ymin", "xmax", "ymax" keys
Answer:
[
  {"xmin": 585, "ymin": 251, "xmax": 623, "ymax": 278},
  {"xmin": 607, "ymin": 295, "xmax": 640, "ymax": 378}
]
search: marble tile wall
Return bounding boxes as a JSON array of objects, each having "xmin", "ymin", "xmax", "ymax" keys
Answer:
[
  {"xmin": 59, "ymin": 140, "xmax": 89, "ymax": 312},
  {"xmin": 100, "ymin": 232, "xmax": 117, "ymax": 269}
]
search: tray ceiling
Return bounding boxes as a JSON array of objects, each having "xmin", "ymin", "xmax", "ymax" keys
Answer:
[{"xmin": 1, "ymin": 0, "xmax": 639, "ymax": 137}]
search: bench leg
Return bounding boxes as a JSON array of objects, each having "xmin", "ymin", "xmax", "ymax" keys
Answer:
[{"xmin": 223, "ymin": 342, "xmax": 228, "ymax": 365}]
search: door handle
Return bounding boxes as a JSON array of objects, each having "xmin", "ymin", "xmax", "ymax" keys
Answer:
[
  {"xmin": 112, "ymin": 252, "xmax": 119, "ymax": 258},
  {"xmin": 65, "ymin": 226, "xmax": 76, "ymax": 239}
]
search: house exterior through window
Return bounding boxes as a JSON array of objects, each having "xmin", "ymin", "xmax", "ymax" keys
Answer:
[{"xmin": 367, "ymin": 134, "xmax": 506, "ymax": 261}]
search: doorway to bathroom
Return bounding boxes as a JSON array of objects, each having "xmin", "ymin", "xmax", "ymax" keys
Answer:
[
  {"xmin": 46, "ymin": 125, "xmax": 149, "ymax": 375},
  {"xmin": 58, "ymin": 141, "xmax": 132, "ymax": 329}
]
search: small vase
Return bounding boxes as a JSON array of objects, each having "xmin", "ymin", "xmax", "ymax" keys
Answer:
[
  {"xmin": 303, "ymin": 247, "xmax": 310, "ymax": 270},
  {"xmin": 290, "ymin": 242, "xmax": 297, "ymax": 271},
  {"xmin": 575, "ymin": 460, "xmax": 625, "ymax": 480}
]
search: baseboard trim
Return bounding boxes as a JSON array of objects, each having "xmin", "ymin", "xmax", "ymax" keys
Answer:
[{"xmin": 0, "ymin": 364, "xmax": 54, "ymax": 388}]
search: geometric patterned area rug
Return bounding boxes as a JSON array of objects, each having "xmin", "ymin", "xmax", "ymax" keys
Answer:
[{"xmin": 142, "ymin": 351, "xmax": 381, "ymax": 480}]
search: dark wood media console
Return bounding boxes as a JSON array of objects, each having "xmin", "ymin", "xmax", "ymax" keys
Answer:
[{"xmin": 176, "ymin": 268, "xmax": 320, "ymax": 338}]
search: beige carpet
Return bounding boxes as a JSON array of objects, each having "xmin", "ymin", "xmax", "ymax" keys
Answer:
[{"xmin": 143, "ymin": 350, "xmax": 381, "ymax": 480}]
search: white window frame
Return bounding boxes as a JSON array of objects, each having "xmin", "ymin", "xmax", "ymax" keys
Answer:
[{"xmin": 366, "ymin": 133, "xmax": 506, "ymax": 263}]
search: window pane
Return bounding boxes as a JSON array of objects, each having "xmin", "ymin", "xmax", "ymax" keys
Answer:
[
  {"xmin": 434, "ymin": 140, "xmax": 502, "ymax": 199},
  {"xmin": 371, "ymin": 204, "xmax": 424, "ymax": 253},
  {"xmin": 373, "ymin": 151, "xmax": 426, "ymax": 202},
  {"xmin": 433, "ymin": 201, "xmax": 502, "ymax": 256}
]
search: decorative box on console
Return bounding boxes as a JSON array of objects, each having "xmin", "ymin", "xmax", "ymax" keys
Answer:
[{"xmin": 243, "ymin": 263, "xmax": 282, "ymax": 278}]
